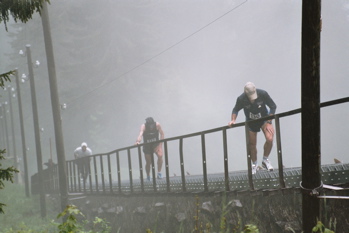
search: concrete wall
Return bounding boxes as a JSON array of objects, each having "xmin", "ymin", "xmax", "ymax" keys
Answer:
[{"xmin": 63, "ymin": 188, "xmax": 348, "ymax": 233}]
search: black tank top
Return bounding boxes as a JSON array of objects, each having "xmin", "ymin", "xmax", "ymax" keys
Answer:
[{"xmin": 143, "ymin": 122, "xmax": 159, "ymax": 143}]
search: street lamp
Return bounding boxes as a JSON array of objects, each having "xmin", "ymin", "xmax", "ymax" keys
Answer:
[
  {"xmin": 41, "ymin": 1, "xmax": 68, "ymax": 213},
  {"xmin": 5, "ymin": 85, "xmax": 18, "ymax": 183},
  {"xmin": 0, "ymin": 111, "xmax": 4, "ymax": 148},
  {"xmin": 14, "ymin": 69, "xmax": 30, "ymax": 197},
  {"xmin": 0, "ymin": 103, "xmax": 10, "ymax": 157},
  {"xmin": 22, "ymin": 44, "xmax": 46, "ymax": 217}
]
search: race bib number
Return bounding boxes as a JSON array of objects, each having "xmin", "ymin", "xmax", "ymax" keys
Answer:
[
  {"xmin": 146, "ymin": 138, "xmax": 157, "ymax": 143},
  {"xmin": 249, "ymin": 112, "xmax": 261, "ymax": 120}
]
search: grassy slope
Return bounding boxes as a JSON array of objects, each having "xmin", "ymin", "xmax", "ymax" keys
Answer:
[{"xmin": 0, "ymin": 182, "xmax": 58, "ymax": 232}]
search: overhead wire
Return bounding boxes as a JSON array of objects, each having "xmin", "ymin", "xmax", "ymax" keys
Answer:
[{"xmin": 66, "ymin": 0, "xmax": 248, "ymax": 107}]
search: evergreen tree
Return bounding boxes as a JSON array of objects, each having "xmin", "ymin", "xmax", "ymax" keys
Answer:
[
  {"xmin": 0, "ymin": 0, "xmax": 50, "ymax": 31},
  {"xmin": 0, "ymin": 71, "xmax": 19, "ymax": 214}
]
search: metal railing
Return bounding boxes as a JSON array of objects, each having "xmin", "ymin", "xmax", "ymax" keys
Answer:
[{"xmin": 36, "ymin": 97, "xmax": 349, "ymax": 195}]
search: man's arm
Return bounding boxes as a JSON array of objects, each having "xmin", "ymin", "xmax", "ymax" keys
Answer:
[
  {"xmin": 87, "ymin": 148, "xmax": 92, "ymax": 156},
  {"xmin": 262, "ymin": 91, "xmax": 276, "ymax": 124},
  {"xmin": 228, "ymin": 113, "xmax": 238, "ymax": 127},
  {"xmin": 157, "ymin": 123, "xmax": 165, "ymax": 142},
  {"xmin": 135, "ymin": 124, "xmax": 145, "ymax": 144},
  {"xmin": 229, "ymin": 96, "xmax": 243, "ymax": 127},
  {"xmin": 74, "ymin": 149, "xmax": 79, "ymax": 159},
  {"xmin": 264, "ymin": 91, "xmax": 277, "ymax": 115}
]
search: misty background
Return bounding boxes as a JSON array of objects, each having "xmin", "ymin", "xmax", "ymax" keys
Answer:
[{"xmin": 0, "ymin": 0, "xmax": 348, "ymax": 179}]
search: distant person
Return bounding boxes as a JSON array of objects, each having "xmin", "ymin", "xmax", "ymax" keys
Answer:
[
  {"xmin": 228, "ymin": 82, "xmax": 277, "ymax": 174},
  {"xmin": 74, "ymin": 142, "xmax": 92, "ymax": 182},
  {"xmin": 136, "ymin": 117, "xmax": 165, "ymax": 181}
]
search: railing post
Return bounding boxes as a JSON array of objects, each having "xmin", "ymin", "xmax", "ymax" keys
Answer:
[
  {"xmin": 77, "ymin": 159, "xmax": 81, "ymax": 192},
  {"xmin": 127, "ymin": 149, "xmax": 133, "ymax": 193},
  {"xmin": 87, "ymin": 160, "xmax": 92, "ymax": 192},
  {"xmin": 201, "ymin": 134, "xmax": 208, "ymax": 192},
  {"xmin": 222, "ymin": 128, "xmax": 230, "ymax": 191},
  {"xmin": 274, "ymin": 115, "xmax": 285, "ymax": 188},
  {"xmin": 164, "ymin": 141, "xmax": 171, "ymax": 192},
  {"xmin": 245, "ymin": 122, "xmax": 254, "ymax": 190},
  {"xmin": 72, "ymin": 162, "xmax": 77, "ymax": 192},
  {"xmin": 116, "ymin": 151, "xmax": 122, "ymax": 193},
  {"xmin": 179, "ymin": 138, "xmax": 186, "ymax": 192},
  {"xmin": 93, "ymin": 156, "xmax": 99, "ymax": 193},
  {"xmin": 100, "ymin": 155, "xmax": 106, "ymax": 193},
  {"xmin": 68, "ymin": 162, "xmax": 73, "ymax": 192},
  {"xmin": 107, "ymin": 154, "xmax": 113, "ymax": 193},
  {"xmin": 138, "ymin": 146, "xmax": 144, "ymax": 192},
  {"xmin": 150, "ymin": 147, "xmax": 157, "ymax": 192}
]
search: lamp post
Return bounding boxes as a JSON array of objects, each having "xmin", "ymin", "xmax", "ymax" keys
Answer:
[
  {"xmin": 0, "ymin": 112, "xmax": 5, "ymax": 148},
  {"xmin": 25, "ymin": 44, "xmax": 46, "ymax": 218},
  {"xmin": 0, "ymin": 103, "xmax": 10, "ymax": 157},
  {"xmin": 1, "ymin": 102, "xmax": 10, "ymax": 157},
  {"xmin": 14, "ymin": 69, "xmax": 30, "ymax": 197},
  {"xmin": 41, "ymin": 1, "xmax": 68, "ymax": 212},
  {"xmin": 6, "ymin": 85, "xmax": 18, "ymax": 183}
]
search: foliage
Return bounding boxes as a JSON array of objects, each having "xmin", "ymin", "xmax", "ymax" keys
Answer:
[
  {"xmin": 0, "ymin": 0, "xmax": 50, "ymax": 31},
  {"xmin": 241, "ymin": 224, "xmax": 259, "ymax": 233},
  {"xmin": 54, "ymin": 205, "xmax": 111, "ymax": 233},
  {"xmin": 312, "ymin": 221, "xmax": 335, "ymax": 233},
  {"xmin": 55, "ymin": 205, "xmax": 85, "ymax": 232},
  {"xmin": 0, "ymin": 149, "xmax": 19, "ymax": 214},
  {"xmin": 191, "ymin": 194, "xmax": 254, "ymax": 233},
  {"xmin": 0, "ymin": 67, "xmax": 18, "ymax": 215},
  {"xmin": 0, "ymin": 70, "xmax": 13, "ymax": 87}
]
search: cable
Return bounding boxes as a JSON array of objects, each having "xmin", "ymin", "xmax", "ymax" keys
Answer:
[{"xmin": 67, "ymin": 0, "xmax": 248, "ymax": 107}]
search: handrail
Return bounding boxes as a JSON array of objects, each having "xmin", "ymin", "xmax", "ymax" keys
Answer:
[{"xmin": 39, "ymin": 97, "xmax": 349, "ymax": 195}]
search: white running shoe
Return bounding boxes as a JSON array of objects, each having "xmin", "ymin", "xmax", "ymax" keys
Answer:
[
  {"xmin": 262, "ymin": 159, "xmax": 274, "ymax": 171},
  {"xmin": 252, "ymin": 164, "xmax": 258, "ymax": 174}
]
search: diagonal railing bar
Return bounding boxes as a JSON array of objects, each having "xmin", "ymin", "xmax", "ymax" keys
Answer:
[{"xmin": 320, "ymin": 97, "xmax": 349, "ymax": 108}]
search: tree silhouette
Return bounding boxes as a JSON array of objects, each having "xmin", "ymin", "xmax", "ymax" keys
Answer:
[
  {"xmin": 0, "ymin": 0, "xmax": 50, "ymax": 31},
  {"xmin": 0, "ymin": 72, "xmax": 19, "ymax": 213}
]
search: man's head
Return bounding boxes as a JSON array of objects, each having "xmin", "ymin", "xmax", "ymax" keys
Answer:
[
  {"xmin": 244, "ymin": 82, "xmax": 257, "ymax": 101},
  {"xmin": 81, "ymin": 142, "xmax": 87, "ymax": 151},
  {"xmin": 145, "ymin": 117, "xmax": 155, "ymax": 124}
]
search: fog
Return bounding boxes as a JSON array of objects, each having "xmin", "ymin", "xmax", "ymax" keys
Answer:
[{"xmin": 1, "ymin": 0, "xmax": 349, "ymax": 178}]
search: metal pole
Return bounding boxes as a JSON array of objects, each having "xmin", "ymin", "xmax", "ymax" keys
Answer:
[
  {"xmin": 7, "ymin": 86, "xmax": 18, "ymax": 183},
  {"xmin": 0, "ymin": 110, "xmax": 5, "ymax": 148},
  {"xmin": 41, "ymin": 1, "xmax": 68, "ymax": 212},
  {"xmin": 1, "ymin": 103, "xmax": 11, "ymax": 157},
  {"xmin": 26, "ymin": 44, "xmax": 46, "ymax": 218},
  {"xmin": 301, "ymin": 0, "xmax": 322, "ymax": 232},
  {"xmin": 0, "ymin": 116, "xmax": 3, "ymax": 148},
  {"xmin": 14, "ymin": 69, "xmax": 30, "ymax": 197}
]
